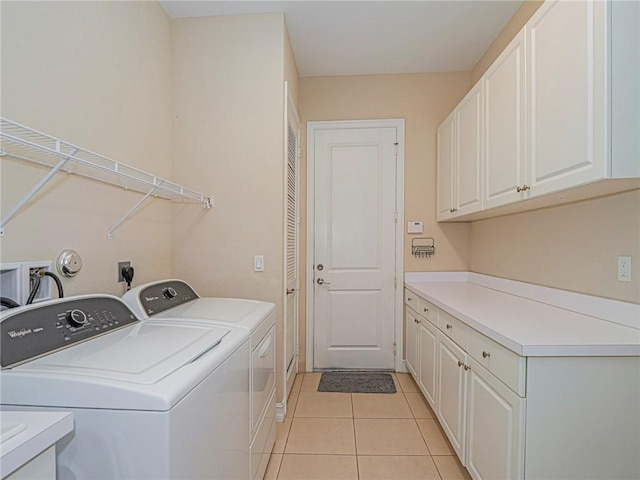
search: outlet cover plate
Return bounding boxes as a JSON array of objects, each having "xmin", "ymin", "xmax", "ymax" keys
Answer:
[
  {"xmin": 118, "ymin": 261, "xmax": 131, "ymax": 282},
  {"xmin": 618, "ymin": 256, "xmax": 632, "ymax": 282}
]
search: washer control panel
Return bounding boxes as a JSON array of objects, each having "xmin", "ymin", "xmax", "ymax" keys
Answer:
[
  {"xmin": 139, "ymin": 280, "xmax": 199, "ymax": 317},
  {"xmin": 1, "ymin": 296, "xmax": 138, "ymax": 369}
]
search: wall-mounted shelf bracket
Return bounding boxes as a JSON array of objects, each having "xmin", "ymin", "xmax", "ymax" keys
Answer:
[
  {"xmin": 107, "ymin": 183, "xmax": 161, "ymax": 240},
  {"xmin": 0, "ymin": 147, "xmax": 78, "ymax": 237},
  {"xmin": 0, "ymin": 117, "xmax": 214, "ymax": 237}
]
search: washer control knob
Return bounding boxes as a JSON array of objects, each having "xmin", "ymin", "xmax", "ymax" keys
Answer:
[
  {"xmin": 163, "ymin": 287, "xmax": 178, "ymax": 299},
  {"xmin": 66, "ymin": 309, "xmax": 88, "ymax": 327}
]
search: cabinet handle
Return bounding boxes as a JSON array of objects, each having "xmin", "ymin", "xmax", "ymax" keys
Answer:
[
  {"xmin": 423, "ymin": 307, "xmax": 428, "ymax": 313},
  {"xmin": 482, "ymin": 351, "xmax": 490, "ymax": 358},
  {"xmin": 407, "ymin": 297, "xmax": 412, "ymax": 301},
  {"xmin": 464, "ymin": 364, "xmax": 471, "ymax": 371},
  {"xmin": 446, "ymin": 324, "xmax": 452, "ymax": 330},
  {"xmin": 457, "ymin": 360, "xmax": 463, "ymax": 367},
  {"xmin": 452, "ymin": 208, "xmax": 457, "ymax": 212},
  {"xmin": 516, "ymin": 184, "xmax": 531, "ymax": 193}
]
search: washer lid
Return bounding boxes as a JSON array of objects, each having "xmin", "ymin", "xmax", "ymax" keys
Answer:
[
  {"xmin": 13, "ymin": 321, "xmax": 230, "ymax": 385},
  {"xmin": 155, "ymin": 298, "xmax": 274, "ymax": 325}
]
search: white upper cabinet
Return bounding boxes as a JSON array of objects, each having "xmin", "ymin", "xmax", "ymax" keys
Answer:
[
  {"xmin": 437, "ymin": 113, "xmax": 456, "ymax": 220},
  {"xmin": 437, "ymin": 0, "xmax": 640, "ymax": 222},
  {"xmin": 456, "ymin": 84, "xmax": 483, "ymax": 216},
  {"xmin": 437, "ymin": 83, "xmax": 483, "ymax": 221},
  {"xmin": 483, "ymin": 30, "xmax": 527, "ymax": 210},
  {"xmin": 526, "ymin": 0, "xmax": 605, "ymax": 196}
]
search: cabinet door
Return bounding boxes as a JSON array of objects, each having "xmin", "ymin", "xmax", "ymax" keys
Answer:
[
  {"xmin": 456, "ymin": 83, "xmax": 483, "ymax": 216},
  {"xmin": 405, "ymin": 308, "xmax": 419, "ymax": 377},
  {"xmin": 437, "ymin": 113, "xmax": 455, "ymax": 220},
  {"xmin": 437, "ymin": 333, "xmax": 467, "ymax": 462},
  {"xmin": 466, "ymin": 359, "xmax": 525, "ymax": 480},
  {"xmin": 526, "ymin": 0, "xmax": 606, "ymax": 196},
  {"xmin": 417, "ymin": 318, "xmax": 438, "ymax": 408},
  {"xmin": 484, "ymin": 30, "xmax": 527, "ymax": 209}
]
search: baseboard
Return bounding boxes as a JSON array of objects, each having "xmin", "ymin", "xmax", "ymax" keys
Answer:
[{"xmin": 276, "ymin": 402, "xmax": 286, "ymax": 423}]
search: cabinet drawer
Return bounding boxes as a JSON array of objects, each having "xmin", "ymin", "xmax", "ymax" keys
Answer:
[
  {"xmin": 418, "ymin": 297, "xmax": 438, "ymax": 325},
  {"xmin": 468, "ymin": 328, "xmax": 526, "ymax": 396},
  {"xmin": 404, "ymin": 289, "xmax": 418, "ymax": 311},
  {"xmin": 438, "ymin": 310, "xmax": 468, "ymax": 350}
]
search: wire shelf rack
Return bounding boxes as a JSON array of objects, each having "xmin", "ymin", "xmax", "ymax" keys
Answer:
[{"xmin": 0, "ymin": 117, "xmax": 213, "ymax": 238}]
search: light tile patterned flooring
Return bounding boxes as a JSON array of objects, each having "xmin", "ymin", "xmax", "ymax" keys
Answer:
[{"xmin": 266, "ymin": 372, "xmax": 472, "ymax": 480}]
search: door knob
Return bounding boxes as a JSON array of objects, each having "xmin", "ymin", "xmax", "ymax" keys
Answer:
[{"xmin": 317, "ymin": 278, "xmax": 331, "ymax": 285}]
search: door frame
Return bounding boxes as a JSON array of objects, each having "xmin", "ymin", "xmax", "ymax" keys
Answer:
[
  {"xmin": 282, "ymin": 81, "xmax": 300, "ymax": 418},
  {"xmin": 305, "ymin": 119, "xmax": 405, "ymax": 372}
]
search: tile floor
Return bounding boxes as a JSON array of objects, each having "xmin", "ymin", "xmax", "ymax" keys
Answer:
[{"xmin": 266, "ymin": 372, "xmax": 472, "ymax": 480}]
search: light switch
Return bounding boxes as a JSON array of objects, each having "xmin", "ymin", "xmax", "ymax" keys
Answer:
[
  {"xmin": 254, "ymin": 255, "xmax": 264, "ymax": 272},
  {"xmin": 407, "ymin": 221, "xmax": 423, "ymax": 234}
]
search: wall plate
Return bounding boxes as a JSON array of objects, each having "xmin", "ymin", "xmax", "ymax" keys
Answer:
[{"xmin": 57, "ymin": 249, "xmax": 82, "ymax": 277}]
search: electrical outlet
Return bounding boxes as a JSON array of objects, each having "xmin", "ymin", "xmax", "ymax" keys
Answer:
[
  {"xmin": 618, "ymin": 256, "xmax": 632, "ymax": 282},
  {"xmin": 118, "ymin": 261, "xmax": 131, "ymax": 282},
  {"xmin": 23, "ymin": 261, "xmax": 53, "ymax": 304}
]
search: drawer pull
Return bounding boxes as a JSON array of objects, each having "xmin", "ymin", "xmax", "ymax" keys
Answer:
[
  {"xmin": 258, "ymin": 337, "xmax": 272, "ymax": 358},
  {"xmin": 482, "ymin": 351, "xmax": 491, "ymax": 358},
  {"xmin": 457, "ymin": 360, "xmax": 463, "ymax": 367},
  {"xmin": 423, "ymin": 308, "xmax": 428, "ymax": 313},
  {"xmin": 446, "ymin": 324, "xmax": 452, "ymax": 330},
  {"xmin": 464, "ymin": 364, "xmax": 471, "ymax": 371},
  {"xmin": 407, "ymin": 297, "xmax": 413, "ymax": 301}
]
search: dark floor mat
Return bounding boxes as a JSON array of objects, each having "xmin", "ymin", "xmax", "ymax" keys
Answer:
[{"xmin": 317, "ymin": 372, "xmax": 397, "ymax": 394}]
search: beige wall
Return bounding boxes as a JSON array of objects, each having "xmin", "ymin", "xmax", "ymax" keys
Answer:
[
  {"xmin": 466, "ymin": 0, "xmax": 639, "ymax": 304},
  {"xmin": 470, "ymin": 191, "xmax": 640, "ymax": 303},
  {"xmin": 0, "ymin": 1, "xmax": 173, "ymax": 296},
  {"xmin": 298, "ymin": 73, "xmax": 473, "ymax": 370},
  {"xmin": 171, "ymin": 13, "xmax": 293, "ymax": 401},
  {"xmin": 471, "ymin": 0, "xmax": 544, "ymax": 84}
]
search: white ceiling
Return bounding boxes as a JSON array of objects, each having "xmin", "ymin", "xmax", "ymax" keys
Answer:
[{"xmin": 160, "ymin": 1, "xmax": 523, "ymax": 77}]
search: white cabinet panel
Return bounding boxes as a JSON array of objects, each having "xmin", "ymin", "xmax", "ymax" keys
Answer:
[
  {"xmin": 456, "ymin": 84, "xmax": 483, "ymax": 215},
  {"xmin": 417, "ymin": 318, "xmax": 438, "ymax": 408},
  {"xmin": 437, "ymin": 333, "xmax": 467, "ymax": 462},
  {"xmin": 405, "ymin": 306, "xmax": 419, "ymax": 377},
  {"xmin": 526, "ymin": 0, "xmax": 606, "ymax": 195},
  {"xmin": 466, "ymin": 359, "xmax": 524, "ymax": 480},
  {"xmin": 484, "ymin": 30, "xmax": 527, "ymax": 209},
  {"xmin": 437, "ymin": 113, "xmax": 456, "ymax": 220}
]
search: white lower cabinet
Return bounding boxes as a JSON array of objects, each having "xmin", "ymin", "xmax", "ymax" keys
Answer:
[
  {"xmin": 466, "ymin": 358, "xmax": 525, "ymax": 480},
  {"xmin": 436, "ymin": 333, "xmax": 468, "ymax": 462},
  {"xmin": 404, "ymin": 307, "xmax": 419, "ymax": 377},
  {"xmin": 417, "ymin": 318, "xmax": 438, "ymax": 408},
  {"xmin": 404, "ymin": 287, "xmax": 640, "ymax": 480}
]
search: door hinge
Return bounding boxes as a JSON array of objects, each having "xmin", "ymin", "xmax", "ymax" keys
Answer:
[
  {"xmin": 394, "ymin": 142, "xmax": 399, "ymax": 155},
  {"xmin": 394, "ymin": 277, "xmax": 397, "ymax": 289},
  {"xmin": 393, "ymin": 342, "xmax": 397, "ymax": 355},
  {"xmin": 394, "ymin": 211, "xmax": 398, "ymax": 222}
]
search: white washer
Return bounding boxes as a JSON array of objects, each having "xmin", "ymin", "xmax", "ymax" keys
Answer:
[
  {"xmin": 122, "ymin": 280, "xmax": 276, "ymax": 480},
  {"xmin": 0, "ymin": 294, "xmax": 251, "ymax": 480}
]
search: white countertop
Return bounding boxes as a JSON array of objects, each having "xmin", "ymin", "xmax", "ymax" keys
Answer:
[
  {"xmin": 0, "ymin": 411, "xmax": 73, "ymax": 478},
  {"xmin": 406, "ymin": 280, "xmax": 640, "ymax": 356}
]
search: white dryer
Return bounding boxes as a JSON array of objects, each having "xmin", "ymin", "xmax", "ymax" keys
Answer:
[
  {"xmin": 0, "ymin": 294, "xmax": 250, "ymax": 480},
  {"xmin": 122, "ymin": 280, "xmax": 276, "ymax": 480}
]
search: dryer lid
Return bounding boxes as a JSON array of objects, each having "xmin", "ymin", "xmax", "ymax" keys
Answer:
[
  {"xmin": 156, "ymin": 298, "xmax": 274, "ymax": 323},
  {"xmin": 13, "ymin": 321, "xmax": 230, "ymax": 385}
]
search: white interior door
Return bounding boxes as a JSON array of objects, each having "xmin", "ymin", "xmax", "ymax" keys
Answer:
[
  {"xmin": 311, "ymin": 123, "xmax": 399, "ymax": 370},
  {"xmin": 284, "ymin": 83, "xmax": 299, "ymax": 396}
]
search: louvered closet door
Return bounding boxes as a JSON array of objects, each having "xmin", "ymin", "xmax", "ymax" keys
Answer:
[{"xmin": 285, "ymin": 86, "xmax": 300, "ymax": 387}]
